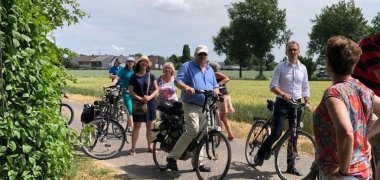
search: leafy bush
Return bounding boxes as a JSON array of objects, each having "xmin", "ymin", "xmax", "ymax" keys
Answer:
[{"xmin": 0, "ymin": 0, "xmax": 85, "ymax": 178}]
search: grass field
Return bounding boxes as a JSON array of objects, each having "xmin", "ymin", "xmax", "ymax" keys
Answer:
[{"xmin": 66, "ymin": 70, "xmax": 330, "ymax": 135}]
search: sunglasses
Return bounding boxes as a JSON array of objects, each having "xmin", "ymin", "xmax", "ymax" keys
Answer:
[{"xmin": 197, "ymin": 53, "xmax": 208, "ymax": 56}]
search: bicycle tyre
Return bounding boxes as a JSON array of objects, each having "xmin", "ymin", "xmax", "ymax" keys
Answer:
[
  {"xmin": 194, "ymin": 131, "xmax": 231, "ymax": 180},
  {"xmin": 274, "ymin": 130, "xmax": 316, "ymax": 180},
  {"xmin": 60, "ymin": 103, "xmax": 74, "ymax": 125},
  {"xmin": 80, "ymin": 118, "xmax": 126, "ymax": 160},
  {"xmin": 245, "ymin": 119, "xmax": 270, "ymax": 168},
  {"xmin": 152, "ymin": 141, "xmax": 169, "ymax": 171}
]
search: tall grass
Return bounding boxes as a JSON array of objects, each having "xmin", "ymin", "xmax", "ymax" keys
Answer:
[{"xmin": 66, "ymin": 70, "xmax": 331, "ymax": 134}]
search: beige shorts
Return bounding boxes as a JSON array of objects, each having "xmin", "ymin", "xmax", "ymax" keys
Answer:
[{"xmin": 219, "ymin": 94, "xmax": 235, "ymax": 114}]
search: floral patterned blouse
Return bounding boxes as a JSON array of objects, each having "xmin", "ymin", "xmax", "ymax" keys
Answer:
[
  {"xmin": 157, "ymin": 75, "xmax": 178, "ymax": 100},
  {"xmin": 313, "ymin": 78, "xmax": 374, "ymax": 179}
]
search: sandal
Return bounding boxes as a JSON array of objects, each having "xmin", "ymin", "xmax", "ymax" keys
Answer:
[
  {"xmin": 228, "ymin": 136, "xmax": 234, "ymax": 141},
  {"xmin": 128, "ymin": 149, "xmax": 136, "ymax": 156}
]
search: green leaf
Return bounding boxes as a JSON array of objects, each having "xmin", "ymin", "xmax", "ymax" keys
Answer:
[
  {"xmin": 21, "ymin": 34, "xmax": 31, "ymax": 43},
  {"xmin": 12, "ymin": 38, "xmax": 20, "ymax": 47},
  {"xmin": 22, "ymin": 145, "xmax": 32, "ymax": 153},
  {"xmin": 5, "ymin": 85, "xmax": 12, "ymax": 90},
  {"xmin": 28, "ymin": 157, "xmax": 35, "ymax": 164},
  {"xmin": 22, "ymin": 93, "xmax": 29, "ymax": 97},
  {"xmin": 0, "ymin": 146, "xmax": 7, "ymax": 156},
  {"xmin": 8, "ymin": 141, "xmax": 16, "ymax": 151}
]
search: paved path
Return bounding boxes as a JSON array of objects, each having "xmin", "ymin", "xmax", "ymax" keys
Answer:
[{"xmin": 66, "ymin": 100, "xmax": 300, "ymax": 180}]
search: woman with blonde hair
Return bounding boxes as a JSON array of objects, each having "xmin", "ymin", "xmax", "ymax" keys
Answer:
[{"xmin": 157, "ymin": 62, "xmax": 178, "ymax": 101}]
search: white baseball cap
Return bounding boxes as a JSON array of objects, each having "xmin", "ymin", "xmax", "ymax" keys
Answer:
[{"xmin": 195, "ymin": 45, "xmax": 209, "ymax": 56}]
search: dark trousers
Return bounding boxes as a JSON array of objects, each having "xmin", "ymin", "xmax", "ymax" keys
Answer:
[{"xmin": 256, "ymin": 98, "xmax": 302, "ymax": 168}]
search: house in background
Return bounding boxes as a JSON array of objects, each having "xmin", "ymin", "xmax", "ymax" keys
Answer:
[{"xmin": 72, "ymin": 54, "xmax": 162, "ymax": 69}]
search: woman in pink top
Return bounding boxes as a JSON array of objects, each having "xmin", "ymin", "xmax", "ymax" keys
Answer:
[{"xmin": 157, "ymin": 62, "xmax": 178, "ymax": 101}]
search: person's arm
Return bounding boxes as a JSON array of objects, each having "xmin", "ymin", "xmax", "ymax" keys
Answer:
[
  {"xmin": 325, "ymin": 97, "xmax": 353, "ymax": 175},
  {"xmin": 109, "ymin": 73, "xmax": 117, "ymax": 80},
  {"xmin": 215, "ymin": 72, "xmax": 230, "ymax": 85},
  {"xmin": 111, "ymin": 77, "xmax": 119, "ymax": 86},
  {"xmin": 175, "ymin": 64, "xmax": 195, "ymax": 94},
  {"xmin": 368, "ymin": 95, "xmax": 380, "ymax": 138},
  {"xmin": 129, "ymin": 85, "xmax": 144, "ymax": 102}
]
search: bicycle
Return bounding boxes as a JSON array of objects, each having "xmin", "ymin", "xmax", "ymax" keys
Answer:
[
  {"xmin": 152, "ymin": 90, "xmax": 231, "ymax": 180},
  {"xmin": 60, "ymin": 93, "xmax": 74, "ymax": 125},
  {"xmin": 80, "ymin": 86, "xmax": 127, "ymax": 160},
  {"xmin": 245, "ymin": 99, "xmax": 316, "ymax": 180}
]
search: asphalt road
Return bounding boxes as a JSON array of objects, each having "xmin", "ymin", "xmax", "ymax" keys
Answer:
[{"xmin": 66, "ymin": 100, "xmax": 306, "ymax": 180}]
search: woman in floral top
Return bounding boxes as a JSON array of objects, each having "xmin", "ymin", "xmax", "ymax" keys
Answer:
[
  {"xmin": 313, "ymin": 36, "xmax": 380, "ymax": 179},
  {"xmin": 157, "ymin": 62, "xmax": 178, "ymax": 101}
]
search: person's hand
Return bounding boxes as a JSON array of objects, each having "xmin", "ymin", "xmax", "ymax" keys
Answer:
[
  {"xmin": 305, "ymin": 103, "xmax": 312, "ymax": 111},
  {"xmin": 282, "ymin": 93, "xmax": 292, "ymax": 101},
  {"xmin": 185, "ymin": 87, "xmax": 195, "ymax": 94},
  {"xmin": 321, "ymin": 163, "xmax": 339, "ymax": 175},
  {"xmin": 142, "ymin": 95, "xmax": 150, "ymax": 103}
]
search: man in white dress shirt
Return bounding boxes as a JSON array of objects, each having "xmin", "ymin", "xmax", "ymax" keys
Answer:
[{"xmin": 254, "ymin": 41, "xmax": 311, "ymax": 176}]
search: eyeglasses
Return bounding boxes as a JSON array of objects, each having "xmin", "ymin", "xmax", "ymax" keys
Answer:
[
  {"xmin": 197, "ymin": 53, "xmax": 208, "ymax": 56},
  {"xmin": 288, "ymin": 48, "xmax": 298, "ymax": 52}
]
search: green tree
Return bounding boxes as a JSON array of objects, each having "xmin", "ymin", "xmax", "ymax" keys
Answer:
[
  {"xmin": 0, "ymin": 0, "xmax": 86, "ymax": 178},
  {"xmin": 370, "ymin": 12, "xmax": 380, "ymax": 34},
  {"xmin": 213, "ymin": 0, "xmax": 292, "ymax": 79},
  {"xmin": 308, "ymin": 0, "xmax": 369, "ymax": 64},
  {"xmin": 298, "ymin": 55, "xmax": 317, "ymax": 79},
  {"xmin": 180, "ymin": 44, "xmax": 191, "ymax": 64},
  {"xmin": 265, "ymin": 53, "xmax": 275, "ymax": 71},
  {"xmin": 168, "ymin": 54, "xmax": 181, "ymax": 69},
  {"xmin": 59, "ymin": 47, "xmax": 79, "ymax": 68}
]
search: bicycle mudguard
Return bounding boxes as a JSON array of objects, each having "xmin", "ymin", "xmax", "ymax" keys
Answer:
[{"xmin": 253, "ymin": 117, "xmax": 267, "ymax": 122}]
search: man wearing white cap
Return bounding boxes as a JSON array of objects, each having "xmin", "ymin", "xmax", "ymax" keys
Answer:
[{"xmin": 166, "ymin": 45, "xmax": 219, "ymax": 172}]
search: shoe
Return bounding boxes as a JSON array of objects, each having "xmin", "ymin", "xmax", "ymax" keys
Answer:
[
  {"xmin": 286, "ymin": 167, "xmax": 303, "ymax": 176},
  {"xmin": 193, "ymin": 165, "xmax": 211, "ymax": 172},
  {"xmin": 228, "ymin": 136, "xmax": 234, "ymax": 141},
  {"xmin": 128, "ymin": 149, "xmax": 136, "ymax": 156},
  {"xmin": 254, "ymin": 155, "xmax": 264, "ymax": 166},
  {"xmin": 198, "ymin": 165, "xmax": 211, "ymax": 172},
  {"xmin": 126, "ymin": 127, "xmax": 133, "ymax": 134},
  {"xmin": 166, "ymin": 158, "xmax": 178, "ymax": 172}
]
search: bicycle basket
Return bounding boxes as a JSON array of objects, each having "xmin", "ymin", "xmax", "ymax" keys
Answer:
[{"xmin": 81, "ymin": 104, "xmax": 95, "ymax": 124}]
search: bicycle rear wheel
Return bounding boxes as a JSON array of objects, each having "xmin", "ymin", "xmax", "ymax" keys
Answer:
[
  {"xmin": 194, "ymin": 131, "xmax": 231, "ymax": 180},
  {"xmin": 245, "ymin": 119, "xmax": 270, "ymax": 168},
  {"xmin": 152, "ymin": 141, "xmax": 169, "ymax": 171},
  {"xmin": 60, "ymin": 103, "xmax": 74, "ymax": 125},
  {"xmin": 274, "ymin": 130, "xmax": 315, "ymax": 180},
  {"xmin": 80, "ymin": 119, "xmax": 126, "ymax": 160}
]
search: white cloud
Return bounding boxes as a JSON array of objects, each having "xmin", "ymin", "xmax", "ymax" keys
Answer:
[
  {"xmin": 82, "ymin": 22, "xmax": 95, "ymax": 30},
  {"xmin": 153, "ymin": 0, "xmax": 191, "ymax": 12},
  {"xmin": 111, "ymin": 45, "xmax": 125, "ymax": 52}
]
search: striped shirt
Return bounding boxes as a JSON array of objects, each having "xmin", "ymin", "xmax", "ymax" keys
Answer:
[{"xmin": 352, "ymin": 34, "xmax": 380, "ymax": 96}]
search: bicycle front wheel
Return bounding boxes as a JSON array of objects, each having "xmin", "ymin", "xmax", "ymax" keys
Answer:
[
  {"xmin": 245, "ymin": 119, "xmax": 270, "ymax": 168},
  {"xmin": 80, "ymin": 119, "xmax": 126, "ymax": 160},
  {"xmin": 60, "ymin": 103, "xmax": 74, "ymax": 125},
  {"xmin": 152, "ymin": 141, "xmax": 169, "ymax": 171},
  {"xmin": 194, "ymin": 131, "xmax": 231, "ymax": 180},
  {"xmin": 274, "ymin": 130, "xmax": 316, "ymax": 180}
]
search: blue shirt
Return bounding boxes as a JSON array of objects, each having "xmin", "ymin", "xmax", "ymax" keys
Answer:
[
  {"xmin": 269, "ymin": 59, "xmax": 310, "ymax": 100},
  {"xmin": 117, "ymin": 68, "xmax": 134, "ymax": 88},
  {"xmin": 109, "ymin": 66, "xmax": 121, "ymax": 83},
  {"xmin": 176, "ymin": 60, "xmax": 218, "ymax": 106}
]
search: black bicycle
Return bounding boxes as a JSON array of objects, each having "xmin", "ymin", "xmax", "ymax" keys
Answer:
[
  {"xmin": 80, "ymin": 86, "xmax": 126, "ymax": 160},
  {"xmin": 245, "ymin": 99, "xmax": 316, "ymax": 180},
  {"xmin": 152, "ymin": 90, "xmax": 231, "ymax": 180},
  {"xmin": 59, "ymin": 94, "xmax": 74, "ymax": 125}
]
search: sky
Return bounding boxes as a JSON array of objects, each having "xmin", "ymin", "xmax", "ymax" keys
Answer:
[{"xmin": 54, "ymin": 0, "xmax": 380, "ymax": 63}]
